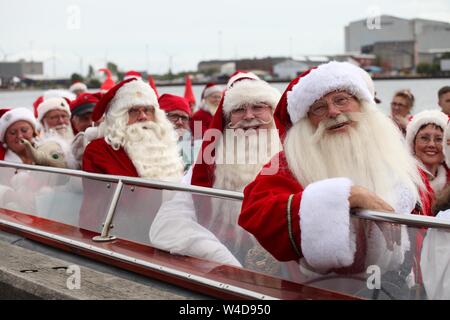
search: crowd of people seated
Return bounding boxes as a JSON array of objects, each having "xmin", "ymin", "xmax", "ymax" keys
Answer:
[{"xmin": 1, "ymin": 65, "xmax": 450, "ymax": 298}]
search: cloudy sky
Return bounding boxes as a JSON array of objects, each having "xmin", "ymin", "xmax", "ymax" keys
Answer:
[{"xmin": 0, "ymin": 0, "xmax": 449, "ymax": 77}]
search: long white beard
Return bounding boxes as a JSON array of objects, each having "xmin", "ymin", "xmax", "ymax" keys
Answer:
[
  {"xmin": 213, "ymin": 127, "xmax": 281, "ymax": 192},
  {"xmin": 123, "ymin": 121, "xmax": 183, "ymax": 182},
  {"xmin": 210, "ymin": 127, "xmax": 281, "ymax": 260},
  {"xmin": 44, "ymin": 124, "xmax": 74, "ymax": 144},
  {"xmin": 284, "ymin": 103, "xmax": 423, "ymax": 212}
]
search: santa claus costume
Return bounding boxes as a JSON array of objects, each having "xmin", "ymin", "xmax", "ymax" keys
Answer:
[
  {"xmin": 190, "ymin": 83, "xmax": 223, "ymax": 140},
  {"xmin": 150, "ymin": 73, "xmax": 282, "ymax": 269},
  {"xmin": 82, "ymin": 78, "xmax": 184, "ymax": 182},
  {"xmin": 238, "ymin": 62, "xmax": 433, "ymax": 292},
  {"xmin": 0, "ymin": 108, "xmax": 38, "ymax": 163},
  {"xmin": 405, "ymin": 110, "xmax": 450, "ymax": 194},
  {"xmin": 36, "ymin": 97, "xmax": 75, "ymax": 143}
]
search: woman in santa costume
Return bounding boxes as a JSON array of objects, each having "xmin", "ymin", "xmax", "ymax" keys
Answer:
[
  {"xmin": 0, "ymin": 108, "xmax": 39, "ymax": 164},
  {"xmin": 238, "ymin": 62, "xmax": 433, "ymax": 293}
]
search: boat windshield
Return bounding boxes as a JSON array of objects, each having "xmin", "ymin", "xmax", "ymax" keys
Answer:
[{"xmin": 0, "ymin": 163, "xmax": 449, "ymax": 300}]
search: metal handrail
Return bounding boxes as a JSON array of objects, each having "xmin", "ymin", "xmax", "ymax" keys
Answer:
[
  {"xmin": 2, "ymin": 160, "xmax": 450, "ymax": 230},
  {"xmin": 0, "ymin": 161, "xmax": 242, "ymax": 200},
  {"xmin": 92, "ymin": 180, "xmax": 123, "ymax": 242}
]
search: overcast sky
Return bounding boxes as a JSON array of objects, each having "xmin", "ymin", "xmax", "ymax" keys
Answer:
[{"xmin": 1, "ymin": 0, "xmax": 449, "ymax": 77}]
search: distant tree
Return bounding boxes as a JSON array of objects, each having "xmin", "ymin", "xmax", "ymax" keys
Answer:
[
  {"xmin": 107, "ymin": 62, "xmax": 119, "ymax": 75},
  {"xmin": 88, "ymin": 78, "xmax": 101, "ymax": 89},
  {"xmin": 88, "ymin": 65, "xmax": 95, "ymax": 78},
  {"xmin": 71, "ymin": 73, "xmax": 84, "ymax": 83},
  {"xmin": 417, "ymin": 62, "xmax": 431, "ymax": 75}
]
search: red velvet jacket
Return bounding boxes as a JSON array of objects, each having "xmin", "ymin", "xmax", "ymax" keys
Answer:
[
  {"xmin": 190, "ymin": 109, "xmax": 213, "ymax": 140},
  {"xmin": 82, "ymin": 138, "xmax": 138, "ymax": 177},
  {"xmin": 238, "ymin": 151, "xmax": 433, "ymax": 265}
]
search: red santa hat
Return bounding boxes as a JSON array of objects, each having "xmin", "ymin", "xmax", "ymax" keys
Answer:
[
  {"xmin": 37, "ymin": 97, "xmax": 71, "ymax": 124},
  {"xmin": 406, "ymin": 110, "xmax": 449, "ymax": 155},
  {"xmin": 70, "ymin": 92, "xmax": 103, "ymax": 117},
  {"xmin": 92, "ymin": 78, "xmax": 159, "ymax": 122},
  {"xmin": 191, "ymin": 74, "xmax": 281, "ymax": 188},
  {"xmin": 158, "ymin": 94, "xmax": 192, "ymax": 117},
  {"xmin": 69, "ymin": 81, "xmax": 88, "ymax": 93},
  {"xmin": 201, "ymin": 83, "xmax": 223, "ymax": 100},
  {"xmin": 0, "ymin": 107, "xmax": 37, "ymax": 142},
  {"xmin": 43, "ymin": 89, "xmax": 76, "ymax": 102},
  {"xmin": 124, "ymin": 70, "xmax": 142, "ymax": 81},
  {"xmin": 222, "ymin": 72, "xmax": 280, "ymax": 115},
  {"xmin": 274, "ymin": 61, "xmax": 374, "ymax": 141},
  {"xmin": 33, "ymin": 96, "xmax": 44, "ymax": 118}
]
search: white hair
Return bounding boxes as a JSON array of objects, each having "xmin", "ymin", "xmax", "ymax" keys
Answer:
[
  {"xmin": 101, "ymin": 106, "xmax": 183, "ymax": 182},
  {"xmin": 284, "ymin": 102, "xmax": 424, "ymax": 210}
]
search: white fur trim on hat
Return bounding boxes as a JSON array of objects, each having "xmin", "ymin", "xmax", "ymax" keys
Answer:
[
  {"xmin": 69, "ymin": 82, "xmax": 87, "ymax": 93},
  {"xmin": 222, "ymin": 79, "xmax": 281, "ymax": 115},
  {"xmin": 300, "ymin": 177, "xmax": 356, "ymax": 272},
  {"xmin": 226, "ymin": 72, "xmax": 260, "ymax": 89},
  {"xmin": 202, "ymin": 85, "xmax": 223, "ymax": 99},
  {"xmin": 0, "ymin": 108, "xmax": 37, "ymax": 142},
  {"xmin": 287, "ymin": 61, "xmax": 374, "ymax": 124},
  {"xmin": 37, "ymin": 97, "xmax": 71, "ymax": 124},
  {"xmin": 43, "ymin": 89, "xmax": 76, "ymax": 101},
  {"xmin": 405, "ymin": 110, "xmax": 449, "ymax": 155},
  {"xmin": 107, "ymin": 80, "xmax": 159, "ymax": 116}
]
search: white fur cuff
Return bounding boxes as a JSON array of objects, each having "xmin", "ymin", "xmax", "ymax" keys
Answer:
[{"xmin": 300, "ymin": 177, "xmax": 355, "ymax": 272}]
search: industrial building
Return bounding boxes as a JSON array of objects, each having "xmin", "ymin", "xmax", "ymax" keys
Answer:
[{"xmin": 345, "ymin": 15, "xmax": 450, "ymax": 72}]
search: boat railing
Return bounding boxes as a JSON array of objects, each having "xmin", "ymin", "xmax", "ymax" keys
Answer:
[{"xmin": 1, "ymin": 160, "xmax": 450, "ymax": 231}]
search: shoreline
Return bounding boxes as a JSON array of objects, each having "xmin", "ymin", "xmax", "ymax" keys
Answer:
[{"xmin": 1, "ymin": 75, "xmax": 449, "ymax": 92}]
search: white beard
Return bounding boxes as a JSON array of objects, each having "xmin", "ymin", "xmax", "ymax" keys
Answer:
[
  {"xmin": 211, "ymin": 127, "xmax": 281, "ymax": 226},
  {"xmin": 123, "ymin": 121, "xmax": 184, "ymax": 182},
  {"xmin": 44, "ymin": 124, "xmax": 74, "ymax": 144},
  {"xmin": 285, "ymin": 103, "xmax": 426, "ymax": 275},
  {"xmin": 284, "ymin": 103, "xmax": 423, "ymax": 213},
  {"xmin": 213, "ymin": 127, "xmax": 281, "ymax": 192}
]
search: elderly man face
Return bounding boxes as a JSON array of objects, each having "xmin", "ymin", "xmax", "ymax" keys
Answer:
[
  {"xmin": 307, "ymin": 91, "xmax": 361, "ymax": 133},
  {"xmin": 166, "ymin": 110, "xmax": 190, "ymax": 131},
  {"xmin": 127, "ymin": 105, "xmax": 156, "ymax": 125},
  {"xmin": 228, "ymin": 102, "xmax": 273, "ymax": 131},
  {"xmin": 205, "ymin": 92, "xmax": 222, "ymax": 109},
  {"xmin": 71, "ymin": 112, "xmax": 93, "ymax": 133},
  {"xmin": 43, "ymin": 109, "xmax": 71, "ymax": 129}
]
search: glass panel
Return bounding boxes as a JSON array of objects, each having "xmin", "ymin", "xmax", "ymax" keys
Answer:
[{"xmin": 0, "ymin": 167, "xmax": 116, "ymax": 233}]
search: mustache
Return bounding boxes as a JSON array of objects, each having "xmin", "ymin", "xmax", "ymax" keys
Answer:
[
  {"xmin": 126, "ymin": 121, "xmax": 163, "ymax": 141},
  {"xmin": 227, "ymin": 118, "xmax": 273, "ymax": 129},
  {"xmin": 312, "ymin": 112, "xmax": 362, "ymax": 142}
]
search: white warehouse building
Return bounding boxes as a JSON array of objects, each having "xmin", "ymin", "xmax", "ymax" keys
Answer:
[{"xmin": 345, "ymin": 15, "xmax": 450, "ymax": 53}]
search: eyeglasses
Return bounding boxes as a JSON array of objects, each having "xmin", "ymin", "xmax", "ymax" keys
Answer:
[
  {"xmin": 230, "ymin": 103, "xmax": 271, "ymax": 117},
  {"xmin": 167, "ymin": 113, "xmax": 190, "ymax": 123},
  {"xmin": 309, "ymin": 94, "xmax": 355, "ymax": 117},
  {"xmin": 128, "ymin": 106, "xmax": 155, "ymax": 118},
  {"xmin": 416, "ymin": 134, "xmax": 443, "ymax": 146},
  {"xmin": 391, "ymin": 101, "xmax": 409, "ymax": 109},
  {"xmin": 45, "ymin": 113, "xmax": 69, "ymax": 122}
]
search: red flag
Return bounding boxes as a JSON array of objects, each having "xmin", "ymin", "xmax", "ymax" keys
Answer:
[
  {"xmin": 147, "ymin": 75, "xmax": 159, "ymax": 98},
  {"xmin": 183, "ymin": 75, "xmax": 196, "ymax": 108},
  {"xmin": 99, "ymin": 68, "xmax": 116, "ymax": 92}
]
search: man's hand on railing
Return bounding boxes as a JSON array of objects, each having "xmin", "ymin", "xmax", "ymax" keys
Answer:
[{"xmin": 349, "ymin": 186, "xmax": 394, "ymax": 213}]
